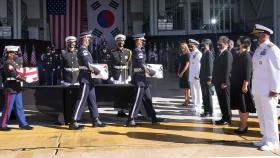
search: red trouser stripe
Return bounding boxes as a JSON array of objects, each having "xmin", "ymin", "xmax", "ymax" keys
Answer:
[{"xmin": 2, "ymin": 93, "xmax": 11, "ymax": 128}]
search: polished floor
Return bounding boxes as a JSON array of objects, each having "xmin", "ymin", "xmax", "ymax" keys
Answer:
[{"xmin": 0, "ymin": 74, "xmax": 280, "ymax": 158}]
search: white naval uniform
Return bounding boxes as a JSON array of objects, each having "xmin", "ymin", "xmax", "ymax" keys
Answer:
[
  {"xmin": 252, "ymin": 39, "xmax": 280, "ymax": 148},
  {"xmin": 189, "ymin": 49, "xmax": 203, "ymax": 111}
]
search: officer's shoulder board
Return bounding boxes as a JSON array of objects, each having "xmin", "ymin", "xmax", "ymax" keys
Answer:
[
  {"xmin": 134, "ymin": 49, "xmax": 144, "ymax": 59},
  {"xmin": 81, "ymin": 49, "xmax": 89, "ymax": 56},
  {"xmin": 267, "ymin": 42, "xmax": 274, "ymax": 48}
]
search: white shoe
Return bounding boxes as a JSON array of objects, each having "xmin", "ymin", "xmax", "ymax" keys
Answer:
[
  {"xmin": 195, "ymin": 107, "xmax": 202, "ymax": 114},
  {"xmin": 189, "ymin": 107, "xmax": 196, "ymax": 112},
  {"xmin": 260, "ymin": 144, "xmax": 279, "ymax": 151}
]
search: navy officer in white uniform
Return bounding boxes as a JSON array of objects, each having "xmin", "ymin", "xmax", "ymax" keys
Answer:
[
  {"xmin": 251, "ymin": 24, "xmax": 280, "ymax": 151},
  {"xmin": 69, "ymin": 31, "xmax": 105, "ymax": 130}
]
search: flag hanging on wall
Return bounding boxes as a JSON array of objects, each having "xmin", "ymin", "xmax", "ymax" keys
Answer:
[
  {"xmin": 23, "ymin": 45, "xmax": 28, "ymax": 65},
  {"xmin": 87, "ymin": 0, "xmax": 123, "ymax": 47},
  {"xmin": 47, "ymin": 0, "xmax": 85, "ymax": 49},
  {"xmin": 30, "ymin": 45, "xmax": 37, "ymax": 66}
]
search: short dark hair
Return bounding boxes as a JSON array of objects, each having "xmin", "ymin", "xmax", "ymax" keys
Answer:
[
  {"xmin": 240, "ymin": 36, "xmax": 251, "ymax": 49},
  {"xmin": 180, "ymin": 40, "xmax": 187, "ymax": 44}
]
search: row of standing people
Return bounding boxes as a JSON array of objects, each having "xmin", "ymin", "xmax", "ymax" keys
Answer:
[{"xmin": 177, "ymin": 24, "xmax": 280, "ymax": 151}]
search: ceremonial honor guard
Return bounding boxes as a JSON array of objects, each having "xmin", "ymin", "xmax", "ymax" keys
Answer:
[
  {"xmin": 61, "ymin": 36, "xmax": 79, "ymax": 86},
  {"xmin": 98, "ymin": 40, "xmax": 111, "ymax": 64},
  {"xmin": 41, "ymin": 46, "xmax": 56, "ymax": 85},
  {"xmin": 52, "ymin": 48, "xmax": 61, "ymax": 85},
  {"xmin": 188, "ymin": 39, "xmax": 203, "ymax": 113},
  {"xmin": 69, "ymin": 31, "xmax": 105, "ymax": 130},
  {"xmin": 127, "ymin": 33, "xmax": 163, "ymax": 127},
  {"xmin": 0, "ymin": 46, "xmax": 33, "ymax": 131},
  {"xmin": 251, "ymin": 24, "xmax": 280, "ymax": 151},
  {"xmin": 109, "ymin": 34, "xmax": 132, "ymax": 117},
  {"xmin": 110, "ymin": 34, "xmax": 132, "ymax": 84}
]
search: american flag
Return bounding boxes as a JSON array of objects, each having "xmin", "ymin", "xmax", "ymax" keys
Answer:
[
  {"xmin": 30, "ymin": 45, "xmax": 36, "ymax": 66},
  {"xmin": 23, "ymin": 45, "xmax": 29, "ymax": 65},
  {"xmin": 47, "ymin": 0, "xmax": 85, "ymax": 49}
]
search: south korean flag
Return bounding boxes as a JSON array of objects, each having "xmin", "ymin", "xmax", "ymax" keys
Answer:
[{"xmin": 87, "ymin": 0, "xmax": 123, "ymax": 47}]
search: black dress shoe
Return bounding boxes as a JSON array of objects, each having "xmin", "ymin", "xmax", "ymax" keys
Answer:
[
  {"xmin": 92, "ymin": 118, "xmax": 106, "ymax": 127},
  {"xmin": 126, "ymin": 119, "xmax": 136, "ymax": 127},
  {"xmin": 117, "ymin": 111, "xmax": 127, "ymax": 117},
  {"xmin": 69, "ymin": 121, "xmax": 84, "ymax": 130},
  {"xmin": 0, "ymin": 127, "xmax": 11, "ymax": 131},
  {"xmin": 20, "ymin": 125, "xmax": 33, "ymax": 130},
  {"xmin": 234, "ymin": 127, "xmax": 248, "ymax": 134},
  {"xmin": 200, "ymin": 113, "xmax": 212, "ymax": 117},
  {"xmin": 215, "ymin": 120, "xmax": 231, "ymax": 125},
  {"xmin": 152, "ymin": 118, "xmax": 166, "ymax": 124}
]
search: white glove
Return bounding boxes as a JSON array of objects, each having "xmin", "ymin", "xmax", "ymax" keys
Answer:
[
  {"xmin": 127, "ymin": 76, "xmax": 131, "ymax": 82},
  {"xmin": 125, "ymin": 76, "xmax": 131, "ymax": 84},
  {"xmin": 110, "ymin": 77, "xmax": 114, "ymax": 82},
  {"xmin": 25, "ymin": 77, "xmax": 33, "ymax": 83},
  {"xmin": 61, "ymin": 81, "xmax": 70, "ymax": 87}
]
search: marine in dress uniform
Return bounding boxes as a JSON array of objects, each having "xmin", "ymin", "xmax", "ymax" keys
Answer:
[
  {"xmin": 0, "ymin": 46, "xmax": 33, "ymax": 131},
  {"xmin": 60, "ymin": 36, "xmax": 79, "ymax": 86},
  {"xmin": 110, "ymin": 34, "xmax": 132, "ymax": 117},
  {"xmin": 199, "ymin": 39, "xmax": 214, "ymax": 117},
  {"xmin": 69, "ymin": 31, "xmax": 105, "ymax": 130},
  {"xmin": 188, "ymin": 39, "xmax": 203, "ymax": 113},
  {"xmin": 126, "ymin": 33, "xmax": 163, "ymax": 127},
  {"xmin": 109, "ymin": 34, "xmax": 132, "ymax": 84},
  {"xmin": 212, "ymin": 36, "xmax": 233, "ymax": 125},
  {"xmin": 53, "ymin": 48, "xmax": 61, "ymax": 84},
  {"xmin": 251, "ymin": 24, "xmax": 280, "ymax": 151}
]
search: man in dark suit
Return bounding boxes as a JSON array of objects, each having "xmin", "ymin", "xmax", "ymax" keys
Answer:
[
  {"xmin": 212, "ymin": 36, "xmax": 233, "ymax": 125},
  {"xmin": 199, "ymin": 39, "xmax": 214, "ymax": 117}
]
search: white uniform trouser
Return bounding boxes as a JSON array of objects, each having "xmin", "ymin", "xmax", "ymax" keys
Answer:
[
  {"xmin": 254, "ymin": 94, "xmax": 279, "ymax": 147},
  {"xmin": 190, "ymin": 79, "xmax": 203, "ymax": 109}
]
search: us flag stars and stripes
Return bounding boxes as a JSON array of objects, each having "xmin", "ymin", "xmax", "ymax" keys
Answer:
[{"xmin": 47, "ymin": 0, "xmax": 85, "ymax": 49}]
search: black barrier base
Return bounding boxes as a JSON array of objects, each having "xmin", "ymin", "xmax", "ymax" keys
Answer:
[{"xmin": 0, "ymin": 84, "xmax": 135, "ymax": 124}]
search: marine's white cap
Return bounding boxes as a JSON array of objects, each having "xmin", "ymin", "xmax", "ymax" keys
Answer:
[
  {"xmin": 114, "ymin": 34, "xmax": 126, "ymax": 41},
  {"xmin": 5, "ymin": 45, "xmax": 19, "ymax": 52},
  {"xmin": 65, "ymin": 36, "xmax": 77, "ymax": 42}
]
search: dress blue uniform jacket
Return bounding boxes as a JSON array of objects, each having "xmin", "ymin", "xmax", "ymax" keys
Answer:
[
  {"xmin": 77, "ymin": 45, "xmax": 94, "ymax": 84},
  {"xmin": 132, "ymin": 47, "xmax": 147, "ymax": 87}
]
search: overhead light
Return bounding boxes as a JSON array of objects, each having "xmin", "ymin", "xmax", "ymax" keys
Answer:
[{"xmin": 211, "ymin": 18, "xmax": 217, "ymax": 24}]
